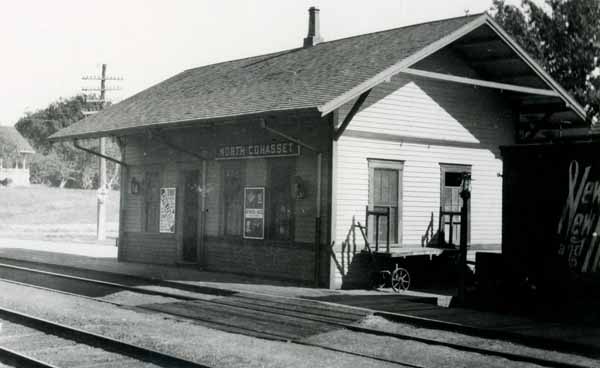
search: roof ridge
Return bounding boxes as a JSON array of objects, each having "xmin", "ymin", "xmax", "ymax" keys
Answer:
[
  {"xmin": 316, "ymin": 13, "xmax": 485, "ymax": 46},
  {"xmin": 182, "ymin": 13, "xmax": 485, "ymax": 73}
]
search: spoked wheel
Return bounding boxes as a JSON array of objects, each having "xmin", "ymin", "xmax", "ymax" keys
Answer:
[{"xmin": 391, "ymin": 267, "xmax": 410, "ymax": 292}]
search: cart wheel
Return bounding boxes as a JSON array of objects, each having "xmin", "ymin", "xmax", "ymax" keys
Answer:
[{"xmin": 391, "ymin": 267, "xmax": 410, "ymax": 292}]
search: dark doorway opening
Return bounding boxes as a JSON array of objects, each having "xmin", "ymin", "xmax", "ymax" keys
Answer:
[{"xmin": 183, "ymin": 169, "xmax": 200, "ymax": 262}]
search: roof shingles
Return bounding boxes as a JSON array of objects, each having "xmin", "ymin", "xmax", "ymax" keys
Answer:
[{"xmin": 51, "ymin": 14, "xmax": 481, "ymax": 140}]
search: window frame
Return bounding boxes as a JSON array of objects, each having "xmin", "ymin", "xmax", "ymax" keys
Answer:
[
  {"xmin": 367, "ymin": 159, "xmax": 404, "ymax": 246},
  {"xmin": 439, "ymin": 163, "xmax": 472, "ymax": 244}
]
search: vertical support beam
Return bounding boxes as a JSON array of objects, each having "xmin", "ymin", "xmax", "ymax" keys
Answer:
[
  {"xmin": 314, "ymin": 152, "xmax": 322, "ymax": 287},
  {"xmin": 329, "ymin": 129, "xmax": 339, "ymax": 289},
  {"xmin": 200, "ymin": 160, "xmax": 208, "ymax": 267},
  {"xmin": 118, "ymin": 158, "xmax": 127, "ymax": 255},
  {"xmin": 457, "ymin": 187, "xmax": 470, "ymax": 304},
  {"xmin": 97, "ymin": 63, "xmax": 108, "ymax": 241},
  {"xmin": 97, "ymin": 136, "xmax": 107, "ymax": 241}
]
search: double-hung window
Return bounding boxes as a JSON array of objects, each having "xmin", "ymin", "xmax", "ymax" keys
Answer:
[{"xmin": 368, "ymin": 159, "xmax": 403, "ymax": 246}]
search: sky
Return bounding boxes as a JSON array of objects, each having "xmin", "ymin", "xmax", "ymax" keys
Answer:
[{"xmin": 0, "ymin": 0, "xmax": 518, "ymax": 126}]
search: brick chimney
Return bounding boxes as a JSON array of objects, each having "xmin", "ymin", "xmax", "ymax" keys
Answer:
[{"xmin": 303, "ymin": 7, "xmax": 323, "ymax": 48}]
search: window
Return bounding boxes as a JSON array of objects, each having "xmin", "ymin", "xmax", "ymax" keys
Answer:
[
  {"xmin": 269, "ymin": 159, "xmax": 294, "ymax": 241},
  {"xmin": 143, "ymin": 170, "xmax": 161, "ymax": 232},
  {"xmin": 368, "ymin": 160, "xmax": 403, "ymax": 245},
  {"xmin": 223, "ymin": 163, "xmax": 243, "ymax": 236},
  {"xmin": 439, "ymin": 163, "xmax": 471, "ymax": 245}
]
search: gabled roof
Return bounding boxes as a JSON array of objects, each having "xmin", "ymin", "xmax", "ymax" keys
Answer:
[
  {"xmin": 50, "ymin": 13, "xmax": 587, "ymax": 141},
  {"xmin": 0, "ymin": 126, "xmax": 34, "ymax": 154}
]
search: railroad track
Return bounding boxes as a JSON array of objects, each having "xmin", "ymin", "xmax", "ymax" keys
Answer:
[
  {"xmin": 0, "ymin": 305, "xmax": 209, "ymax": 368},
  {"xmin": 0, "ymin": 259, "xmax": 594, "ymax": 368}
]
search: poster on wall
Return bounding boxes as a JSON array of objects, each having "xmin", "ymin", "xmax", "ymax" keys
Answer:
[
  {"xmin": 159, "ymin": 187, "xmax": 177, "ymax": 233},
  {"xmin": 244, "ymin": 187, "xmax": 265, "ymax": 239}
]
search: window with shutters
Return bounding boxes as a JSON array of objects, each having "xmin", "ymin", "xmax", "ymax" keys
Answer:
[
  {"xmin": 368, "ymin": 159, "xmax": 403, "ymax": 245},
  {"xmin": 143, "ymin": 170, "xmax": 161, "ymax": 232},
  {"xmin": 439, "ymin": 163, "xmax": 471, "ymax": 245}
]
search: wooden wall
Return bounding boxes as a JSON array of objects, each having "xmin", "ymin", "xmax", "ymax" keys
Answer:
[
  {"xmin": 330, "ymin": 49, "xmax": 516, "ymax": 288},
  {"xmin": 117, "ymin": 112, "xmax": 331, "ymax": 284}
]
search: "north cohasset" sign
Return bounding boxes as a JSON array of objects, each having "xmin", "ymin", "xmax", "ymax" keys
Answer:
[{"xmin": 215, "ymin": 141, "xmax": 300, "ymax": 160}]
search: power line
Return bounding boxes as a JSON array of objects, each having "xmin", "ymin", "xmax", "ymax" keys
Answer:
[{"xmin": 80, "ymin": 64, "xmax": 123, "ymax": 241}]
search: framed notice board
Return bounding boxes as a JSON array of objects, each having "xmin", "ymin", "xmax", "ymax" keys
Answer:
[
  {"xmin": 159, "ymin": 187, "xmax": 177, "ymax": 233},
  {"xmin": 243, "ymin": 187, "xmax": 265, "ymax": 239}
]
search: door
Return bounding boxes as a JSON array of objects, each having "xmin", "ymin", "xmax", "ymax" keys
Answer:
[
  {"xmin": 182, "ymin": 169, "xmax": 200, "ymax": 262},
  {"xmin": 440, "ymin": 164, "xmax": 471, "ymax": 246}
]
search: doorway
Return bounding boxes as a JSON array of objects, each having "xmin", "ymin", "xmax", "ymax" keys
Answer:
[{"xmin": 182, "ymin": 169, "xmax": 200, "ymax": 262}]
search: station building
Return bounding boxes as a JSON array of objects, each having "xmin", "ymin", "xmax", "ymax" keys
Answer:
[{"xmin": 50, "ymin": 10, "xmax": 590, "ymax": 288}]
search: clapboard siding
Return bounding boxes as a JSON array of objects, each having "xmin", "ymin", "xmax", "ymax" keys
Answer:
[{"xmin": 331, "ymin": 53, "xmax": 515, "ymax": 287}]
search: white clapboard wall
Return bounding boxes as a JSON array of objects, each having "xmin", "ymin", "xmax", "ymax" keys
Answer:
[{"xmin": 331, "ymin": 50, "xmax": 516, "ymax": 287}]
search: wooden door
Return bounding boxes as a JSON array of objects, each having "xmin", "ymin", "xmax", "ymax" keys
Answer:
[
  {"xmin": 370, "ymin": 168, "xmax": 400, "ymax": 245},
  {"xmin": 440, "ymin": 164, "xmax": 471, "ymax": 246},
  {"xmin": 182, "ymin": 169, "xmax": 200, "ymax": 262}
]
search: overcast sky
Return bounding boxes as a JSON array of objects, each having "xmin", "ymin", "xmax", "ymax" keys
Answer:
[{"xmin": 0, "ymin": 0, "xmax": 518, "ymax": 126}]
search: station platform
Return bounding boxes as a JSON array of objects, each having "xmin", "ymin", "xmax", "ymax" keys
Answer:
[{"xmin": 0, "ymin": 237, "xmax": 598, "ymax": 352}]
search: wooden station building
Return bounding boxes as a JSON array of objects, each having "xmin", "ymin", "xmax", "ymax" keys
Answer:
[{"xmin": 51, "ymin": 10, "xmax": 591, "ymax": 288}]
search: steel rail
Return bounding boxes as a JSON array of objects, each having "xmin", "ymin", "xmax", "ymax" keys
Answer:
[
  {"xmin": 0, "ymin": 305, "xmax": 211, "ymax": 368},
  {"xmin": 0, "ymin": 261, "xmax": 592, "ymax": 368},
  {"xmin": 0, "ymin": 346, "xmax": 61, "ymax": 368}
]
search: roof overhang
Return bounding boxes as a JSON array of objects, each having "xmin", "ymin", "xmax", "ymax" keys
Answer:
[
  {"xmin": 48, "ymin": 107, "xmax": 320, "ymax": 142},
  {"xmin": 318, "ymin": 13, "xmax": 588, "ymax": 126}
]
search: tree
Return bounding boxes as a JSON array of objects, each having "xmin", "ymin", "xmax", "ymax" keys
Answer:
[
  {"xmin": 491, "ymin": 0, "xmax": 600, "ymax": 125},
  {"xmin": 0, "ymin": 134, "xmax": 19, "ymax": 168},
  {"xmin": 29, "ymin": 152, "xmax": 78, "ymax": 188},
  {"xmin": 14, "ymin": 95, "xmax": 121, "ymax": 189}
]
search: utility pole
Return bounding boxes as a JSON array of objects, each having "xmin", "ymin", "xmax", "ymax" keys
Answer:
[{"xmin": 82, "ymin": 64, "xmax": 122, "ymax": 241}]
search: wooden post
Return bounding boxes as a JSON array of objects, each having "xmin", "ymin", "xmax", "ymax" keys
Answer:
[
  {"xmin": 97, "ymin": 63, "xmax": 107, "ymax": 241},
  {"xmin": 200, "ymin": 159, "xmax": 207, "ymax": 267},
  {"xmin": 457, "ymin": 181, "xmax": 471, "ymax": 304},
  {"xmin": 314, "ymin": 152, "xmax": 322, "ymax": 287}
]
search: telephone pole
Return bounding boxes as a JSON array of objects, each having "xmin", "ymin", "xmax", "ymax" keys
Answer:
[{"xmin": 82, "ymin": 64, "xmax": 122, "ymax": 241}]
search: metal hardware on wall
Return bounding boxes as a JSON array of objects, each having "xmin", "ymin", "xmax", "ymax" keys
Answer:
[
  {"xmin": 130, "ymin": 177, "xmax": 140, "ymax": 195},
  {"xmin": 294, "ymin": 176, "xmax": 305, "ymax": 200}
]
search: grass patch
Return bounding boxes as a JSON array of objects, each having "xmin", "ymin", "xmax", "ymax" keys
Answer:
[{"xmin": 0, "ymin": 185, "xmax": 119, "ymax": 243}]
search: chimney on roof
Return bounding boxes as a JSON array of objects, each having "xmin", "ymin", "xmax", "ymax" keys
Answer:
[{"xmin": 303, "ymin": 7, "xmax": 323, "ymax": 48}]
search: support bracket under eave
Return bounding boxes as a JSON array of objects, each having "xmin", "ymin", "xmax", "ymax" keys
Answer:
[
  {"xmin": 73, "ymin": 139, "xmax": 129, "ymax": 168},
  {"xmin": 149, "ymin": 128, "xmax": 208, "ymax": 160},
  {"xmin": 260, "ymin": 119, "xmax": 319, "ymax": 153},
  {"xmin": 333, "ymin": 89, "xmax": 371, "ymax": 141}
]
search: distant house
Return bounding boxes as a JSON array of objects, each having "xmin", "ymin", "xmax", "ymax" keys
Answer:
[{"xmin": 0, "ymin": 126, "xmax": 34, "ymax": 186}]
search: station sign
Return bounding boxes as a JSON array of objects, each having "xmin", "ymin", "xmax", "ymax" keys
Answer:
[{"xmin": 216, "ymin": 141, "xmax": 300, "ymax": 160}]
